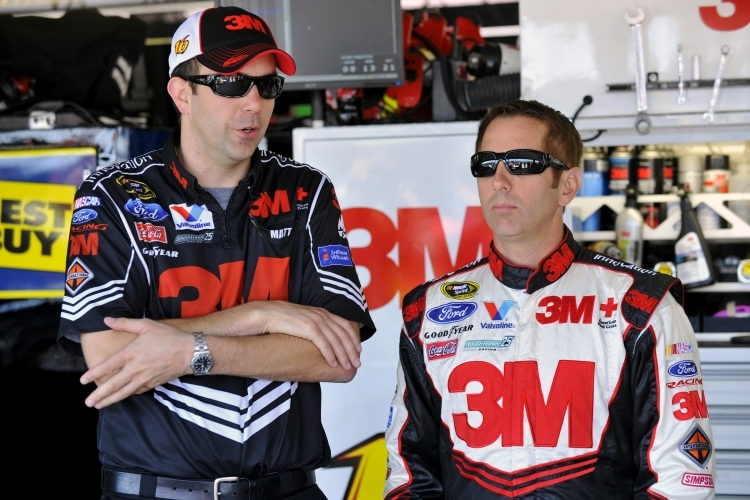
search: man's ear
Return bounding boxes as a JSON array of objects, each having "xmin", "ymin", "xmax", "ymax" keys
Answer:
[
  {"xmin": 559, "ymin": 167, "xmax": 582, "ymax": 207},
  {"xmin": 167, "ymin": 77, "xmax": 191, "ymax": 116}
]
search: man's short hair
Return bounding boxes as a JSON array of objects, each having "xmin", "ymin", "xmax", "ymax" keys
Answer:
[
  {"xmin": 170, "ymin": 58, "xmax": 201, "ymax": 95},
  {"xmin": 475, "ymin": 100, "xmax": 583, "ymax": 186}
]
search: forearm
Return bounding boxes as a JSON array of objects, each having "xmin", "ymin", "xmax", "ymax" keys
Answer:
[
  {"xmin": 80, "ymin": 330, "xmax": 137, "ymax": 369},
  {"xmin": 207, "ymin": 333, "xmax": 356, "ymax": 383}
]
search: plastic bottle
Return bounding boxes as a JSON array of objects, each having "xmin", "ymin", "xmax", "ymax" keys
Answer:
[
  {"xmin": 675, "ymin": 189, "xmax": 715, "ymax": 289},
  {"xmin": 728, "ymin": 162, "xmax": 750, "ymax": 225},
  {"xmin": 616, "ymin": 184, "xmax": 644, "ymax": 267}
]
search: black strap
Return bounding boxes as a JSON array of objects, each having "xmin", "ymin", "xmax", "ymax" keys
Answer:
[{"xmin": 102, "ymin": 468, "xmax": 316, "ymax": 500}]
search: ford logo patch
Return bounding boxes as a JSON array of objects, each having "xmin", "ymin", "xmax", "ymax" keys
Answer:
[
  {"xmin": 668, "ymin": 360, "xmax": 698, "ymax": 378},
  {"xmin": 426, "ymin": 302, "xmax": 478, "ymax": 324},
  {"xmin": 72, "ymin": 208, "xmax": 98, "ymax": 225}
]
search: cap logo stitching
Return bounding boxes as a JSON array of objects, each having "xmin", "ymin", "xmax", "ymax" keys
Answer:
[
  {"xmin": 224, "ymin": 14, "xmax": 267, "ymax": 33},
  {"xmin": 175, "ymin": 36, "xmax": 189, "ymax": 55}
]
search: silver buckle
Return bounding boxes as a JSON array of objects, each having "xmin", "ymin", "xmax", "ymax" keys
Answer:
[{"xmin": 214, "ymin": 476, "xmax": 240, "ymax": 500}]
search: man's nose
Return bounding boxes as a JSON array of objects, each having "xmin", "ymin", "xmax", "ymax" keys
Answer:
[
  {"xmin": 492, "ymin": 162, "xmax": 513, "ymax": 191},
  {"xmin": 240, "ymin": 84, "xmax": 265, "ymax": 111}
]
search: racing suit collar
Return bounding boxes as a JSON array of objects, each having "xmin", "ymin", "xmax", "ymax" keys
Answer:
[
  {"xmin": 164, "ymin": 127, "xmax": 261, "ymax": 205},
  {"xmin": 488, "ymin": 225, "xmax": 580, "ymax": 293}
]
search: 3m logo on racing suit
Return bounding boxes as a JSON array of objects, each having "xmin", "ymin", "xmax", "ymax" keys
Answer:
[
  {"xmin": 447, "ymin": 360, "xmax": 595, "ymax": 448},
  {"xmin": 536, "ymin": 296, "xmax": 595, "ymax": 325},
  {"xmin": 250, "ymin": 190, "xmax": 290, "ymax": 218},
  {"xmin": 69, "ymin": 233, "xmax": 98, "ymax": 257},
  {"xmin": 672, "ymin": 390, "xmax": 709, "ymax": 420},
  {"xmin": 624, "ymin": 289, "xmax": 658, "ymax": 314},
  {"xmin": 542, "ymin": 243, "xmax": 574, "ymax": 282}
]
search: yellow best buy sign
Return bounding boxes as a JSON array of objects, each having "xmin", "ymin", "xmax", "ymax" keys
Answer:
[{"xmin": 0, "ymin": 179, "xmax": 75, "ymax": 272}]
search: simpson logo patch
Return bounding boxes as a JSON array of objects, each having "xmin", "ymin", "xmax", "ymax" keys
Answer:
[
  {"xmin": 680, "ymin": 424, "xmax": 712, "ymax": 468},
  {"xmin": 65, "ymin": 258, "xmax": 93, "ymax": 295},
  {"xmin": 681, "ymin": 473, "xmax": 714, "ymax": 488},
  {"xmin": 169, "ymin": 204, "xmax": 215, "ymax": 231}
]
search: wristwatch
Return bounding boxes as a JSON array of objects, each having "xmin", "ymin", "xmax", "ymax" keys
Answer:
[{"xmin": 188, "ymin": 332, "xmax": 213, "ymax": 376}]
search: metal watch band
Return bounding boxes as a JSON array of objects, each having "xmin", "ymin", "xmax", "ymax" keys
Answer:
[{"xmin": 193, "ymin": 332, "xmax": 209, "ymax": 354}]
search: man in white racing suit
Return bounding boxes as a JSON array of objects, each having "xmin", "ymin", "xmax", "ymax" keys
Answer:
[{"xmin": 384, "ymin": 100, "xmax": 715, "ymax": 499}]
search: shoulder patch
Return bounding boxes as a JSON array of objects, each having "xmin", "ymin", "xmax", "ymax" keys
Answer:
[{"xmin": 82, "ymin": 151, "xmax": 162, "ymax": 186}]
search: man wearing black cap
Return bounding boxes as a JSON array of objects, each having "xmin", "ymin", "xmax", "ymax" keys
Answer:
[{"xmin": 57, "ymin": 7, "xmax": 375, "ymax": 500}]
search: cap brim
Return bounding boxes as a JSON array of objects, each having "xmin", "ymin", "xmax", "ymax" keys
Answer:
[{"xmin": 197, "ymin": 43, "xmax": 296, "ymax": 76}]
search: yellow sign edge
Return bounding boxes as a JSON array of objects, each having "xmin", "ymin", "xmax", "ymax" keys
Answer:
[{"xmin": 0, "ymin": 147, "xmax": 97, "ymax": 158}]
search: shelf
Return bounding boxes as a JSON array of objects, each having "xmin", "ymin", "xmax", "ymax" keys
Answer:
[
  {"xmin": 686, "ymin": 283, "xmax": 750, "ymax": 293},
  {"xmin": 569, "ymin": 193, "xmax": 750, "ymax": 242}
]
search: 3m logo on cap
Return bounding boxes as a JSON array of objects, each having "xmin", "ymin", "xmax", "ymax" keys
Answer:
[
  {"xmin": 224, "ymin": 14, "xmax": 267, "ymax": 33},
  {"xmin": 680, "ymin": 424, "xmax": 712, "ymax": 467},
  {"xmin": 169, "ymin": 204, "xmax": 215, "ymax": 231},
  {"xmin": 66, "ymin": 258, "xmax": 93, "ymax": 295},
  {"xmin": 175, "ymin": 36, "xmax": 189, "ymax": 55}
]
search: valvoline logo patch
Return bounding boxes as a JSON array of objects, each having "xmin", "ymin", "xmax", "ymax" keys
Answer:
[
  {"xmin": 484, "ymin": 300, "xmax": 516, "ymax": 320},
  {"xmin": 426, "ymin": 302, "xmax": 478, "ymax": 324},
  {"xmin": 169, "ymin": 204, "xmax": 214, "ymax": 231},
  {"xmin": 668, "ymin": 360, "xmax": 698, "ymax": 378},
  {"xmin": 426, "ymin": 339, "xmax": 458, "ymax": 361},
  {"xmin": 318, "ymin": 245, "xmax": 353, "ymax": 267}
]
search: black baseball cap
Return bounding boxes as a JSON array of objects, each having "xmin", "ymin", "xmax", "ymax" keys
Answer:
[{"xmin": 168, "ymin": 7, "xmax": 296, "ymax": 77}]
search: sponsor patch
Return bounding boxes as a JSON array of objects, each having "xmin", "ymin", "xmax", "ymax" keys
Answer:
[
  {"xmin": 426, "ymin": 339, "xmax": 458, "ymax": 360},
  {"xmin": 679, "ymin": 424, "xmax": 712, "ymax": 467},
  {"xmin": 681, "ymin": 473, "xmax": 714, "ymax": 488},
  {"xmin": 117, "ymin": 175, "xmax": 156, "ymax": 200},
  {"xmin": 667, "ymin": 342, "xmax": 693, "ymax": 356},
  {"xmin": 73, "ymin": 196, "xmax": 101, "ymax": 209},
  {"xmin": 440, "ymin": 281, "xmax": 480, "ymax": 300},
  {"xmin": 71, "ymin": 208, "xmax": 98, "ymax": 225},
  {"xmin": 124, "ymin": 198, "xmax": 169, "ymax": 221},
  {"xmin": 426, "ymin": 302, "xmax": 478, "ymax": 324},
  {"xmin": 135, "ymin": 222, "xmax": 167, "ymax": 243},
  {"xmin": 318, "ymin": 245, "xmax": 353, "ymax": 267},
  {"xmin": 484, "ymin": 300, "xmax": 516, "ymax": 321},
  {"xmin": 71, "ymin": 223, "xmax": 107, "ymax": 232},
  {"xmin": 338, "ymin": 215, "xmax": 347, "ymax": 239},
  {"xmin": 65, "ymin": 258, "xmax": 93, "ymax": 295},
  {"xmin": 423, "ymin": 324, "xmax": 473, "ymax": 340},
  {"xmin": 386, "ymin": 407, "xmax": 393, "ymax": 429},
  {"xmin": 169, "ymin": 204, "xmax": 215, "ymax": 231},
  {"xmin": 464, "ymin": 337, "xmax": 514, "ymax": 350},
  {"xmin": 668, "ymin": 360, "xmax": 698, "ymax": 378},
  {"xmin": 142, "ymin": 246, "xmax": 178, "ymax": 258},
  {"xmin": 668, "ymin": 378, "xmax": 702, "ymax": 390},
  {"xmin": 175, "ymin": 233, "xmax": 214, "ymax": 244}
]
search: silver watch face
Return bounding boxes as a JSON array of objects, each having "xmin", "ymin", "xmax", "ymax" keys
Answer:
[{"xmin": 191, "ymin": 353, "xmax": 213, "ymax": 375}]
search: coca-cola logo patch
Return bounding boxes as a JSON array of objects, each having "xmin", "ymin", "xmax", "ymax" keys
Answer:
[{"xmin": 427, "ymin": 339, "xmax": 458, "ymax": 361}]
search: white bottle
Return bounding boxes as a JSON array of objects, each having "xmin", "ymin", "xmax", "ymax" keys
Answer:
[
  {"xmin": 729, "ymin": 162, "xmax": 750, "ymax": 225},
  {"xmin": 616, "ymin": 185, "xmax": 644, "ymax": 267}
]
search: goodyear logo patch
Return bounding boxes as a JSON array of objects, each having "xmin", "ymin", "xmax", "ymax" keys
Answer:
[
  {"xmin": 0, "ymin": 180, "xmax": 75, "ymax": 273},
  {"xmin": 680, "ymin": 424, "xmax": 712, "ymax": 467},
  {"xmin": 440, "ymin": 281, "xmax": 480, "ymax": 300}
]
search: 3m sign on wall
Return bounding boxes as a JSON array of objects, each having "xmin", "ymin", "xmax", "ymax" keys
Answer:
[{"xmin": 295, "ymin": 120, "xmax": 483, "ymax": 499}]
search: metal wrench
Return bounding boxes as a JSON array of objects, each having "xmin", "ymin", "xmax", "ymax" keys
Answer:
[
  {"xmin": 625, "ymin": 7, "xmax": 650, "ymax": 134},
  {"xmin": 677, "ymin": 45, "xmax": 686, "ymax": 104},
  {"xmin": 703, "ymin": 45, "xmax": 729, "ymax": 123}
]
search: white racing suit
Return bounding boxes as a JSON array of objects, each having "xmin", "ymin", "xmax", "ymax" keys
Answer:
[{"xmin": 385, "ymin": 229, "xmax": 715, "ymax": 499}]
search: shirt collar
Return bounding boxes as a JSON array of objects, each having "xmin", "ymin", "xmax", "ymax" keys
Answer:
[{"xmin": 488, "ymin": 226, "xmax": 580, "ymax": 293}]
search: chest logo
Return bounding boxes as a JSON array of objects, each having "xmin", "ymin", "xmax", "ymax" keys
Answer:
[
  {"xmin": 124, "ymin": 199, "xmax": 169, "ymax": 221},
  {"xmin": 117, "ymin": 176, "xmax": 156, "ymax": 200},
  {"xmin": 426, "ymin": 302, "xmax": 477, "ymax": 324},
  {"xmin": 536, "ymin": 295, "xmax": 595, "ymax": 325},
  {"xmin": 440, "ymin": 281, "xmax": 480, "ymax": 300},
  {"xmin": 169, "ymin": 204, "xmax": 215, "ymax": 231},
  {"xmin": 250, "ymin": 190, "xmax": 290, "ymax": 218}
]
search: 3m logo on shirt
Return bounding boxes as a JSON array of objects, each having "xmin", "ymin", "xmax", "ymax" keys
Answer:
[
  {"xmin": 536, "ymin": 295, "xmax": 595, "ymax": 324},
  {"xmin": 680, "ymin": 424, "xmax": 712, "ymax": 467},
  {"xmin": 672, "ymin": 390, "xmax": 709, "ymax": 420},
  {"xmin": 448, "ymin": 360, "xmax": 595, "ymax": 448},
  {"xmin": 169, "ymin": 204, "xmax": 215, "ymax": 231},
  {"xmin": 426, "ymin": 339, "xmax": 458, "ymax": 361},
  {"xmin": 169, "ymin": 162, "xmax": 188, "ymax": 189},
  {"xmin": 318, "ymin": 245, "xmax": 353, "ymax": 267},
  {"xmin": 250, "ymin": 190, "xmax": 290, "ymax": 218},
  {"xmin": 624, "ymin": 289, "xmax": 658, "ymax": 314},
  {"xmin": 69, "ymin": 233, "xmax": 98, "ymax": 257},
  {"xmin": 65, "ymin": 258, "xmax": 93, "ymax": 295},
  {"xmin": 666, "ymin": 342, "xmax": 693, "ymax": 355},
  {"xmin": 136, "ymin": 222, "xmax": 167, "ymax": 243},
  {"xmin": 73, "ymin": 196, "xmax": 100, "ymax": 209},
  {"xmin": 542, "ymin": 243, "xmax": 574, "ymax": 282},
  {"xmin": 403, "ymin": 296, "xmax": 426, "ymax": 322}
]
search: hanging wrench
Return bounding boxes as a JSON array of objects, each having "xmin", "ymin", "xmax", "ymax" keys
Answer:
[
  {"xmin": 625, "ymin": 7, "xmax": 650, "ymax": 134},
  {"xmin": 677, "ymin": 45, "xmax": 686, "ymax": 104},
  {"xmin": 703, "ymin": 45, "xmax": 729, "ymax": 123}
]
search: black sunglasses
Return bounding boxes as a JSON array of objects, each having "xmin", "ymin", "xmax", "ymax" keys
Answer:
[
  {"xmin": 187, "ymin": 74, "xmax": 284, "ymax": 99},
  {"xmin": 471, "ymin": 149, "xmax": 570, "ymax": 177}
]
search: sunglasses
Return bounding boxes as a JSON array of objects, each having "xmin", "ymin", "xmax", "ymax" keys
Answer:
[
  {"xmin": 471, "ymin": 149, "xmax": 570, "ymax": 177},
  {"xmin": 187, "ymin": 74, "xmax": 285, "ymax": 99}
]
